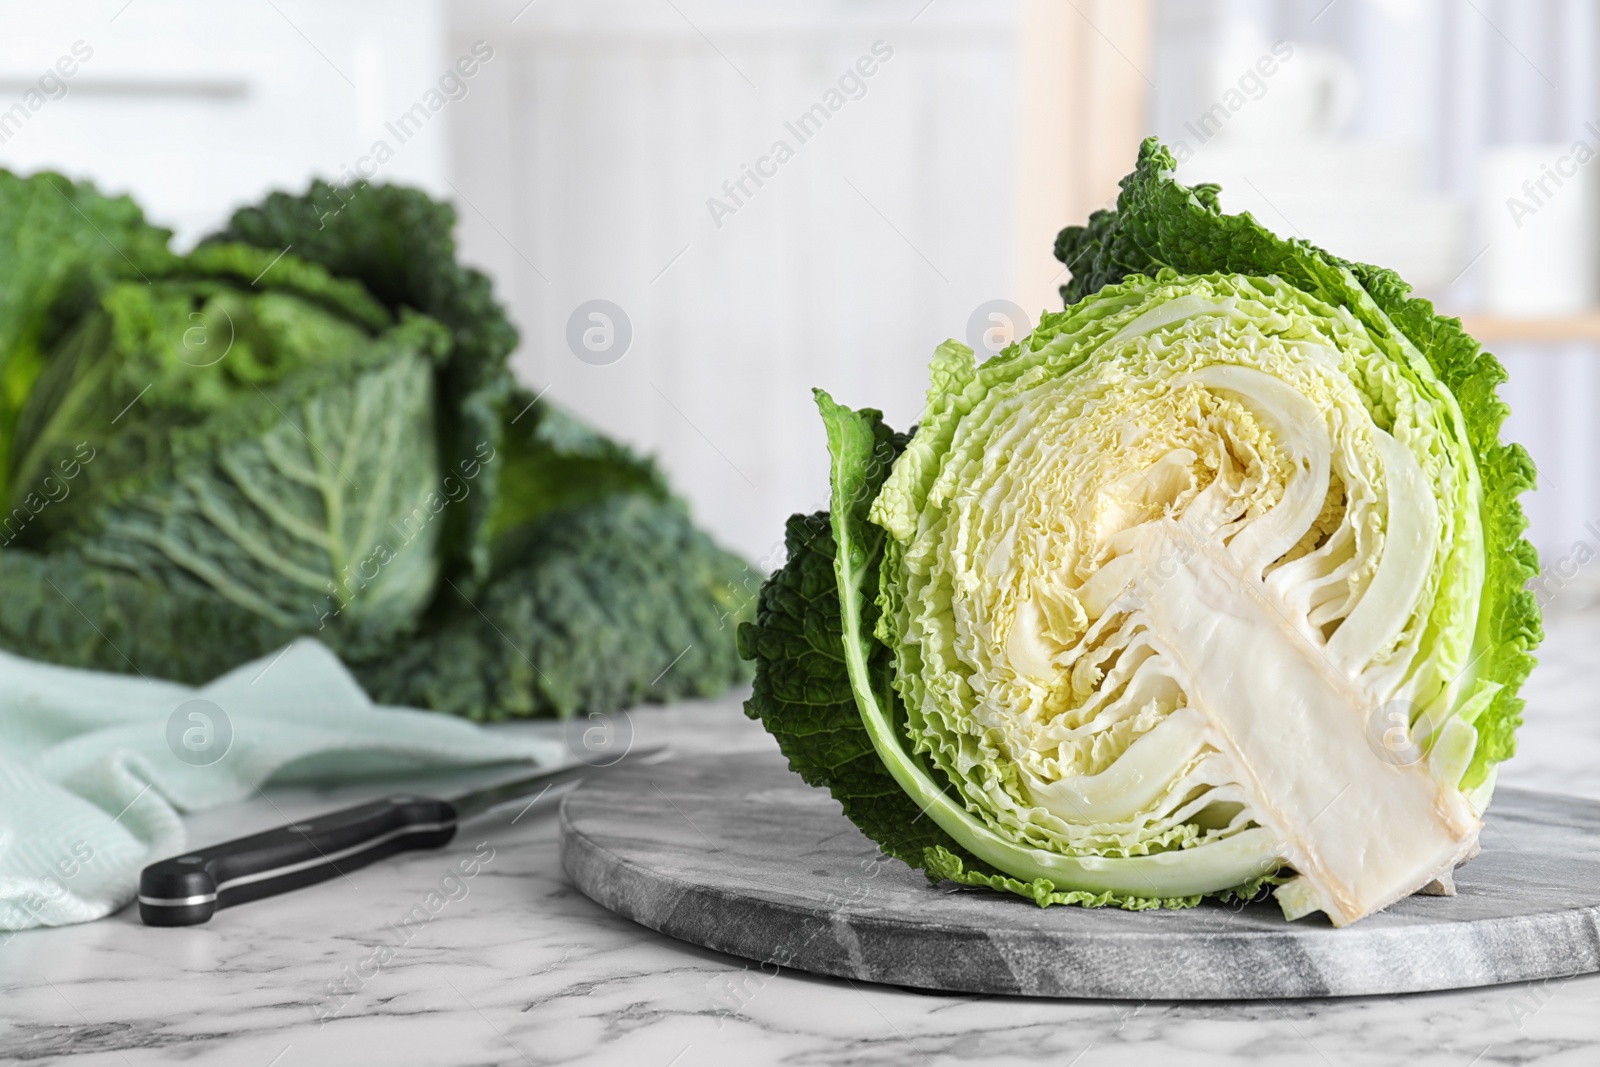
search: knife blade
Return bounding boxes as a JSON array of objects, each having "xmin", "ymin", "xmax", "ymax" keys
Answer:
[{"xmin": 137, "ymin": 746, "xmax": 666, "ymax": 926}]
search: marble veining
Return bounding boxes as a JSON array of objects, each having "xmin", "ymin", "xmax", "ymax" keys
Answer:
[
  {"xmin": 563, "ymin": 751, "xmax": 1600, "ymax": 1000},
  {"xmin": 0, "ymin": 604, "xmax": 1597, "ymax": 1064}
]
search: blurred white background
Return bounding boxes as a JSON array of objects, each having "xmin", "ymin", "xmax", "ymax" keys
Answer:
[{"xmin": 2, "ymin": 0, "xmax": 1599, "ymax": 594}]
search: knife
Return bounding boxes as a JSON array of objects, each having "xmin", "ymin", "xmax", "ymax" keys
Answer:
[{"xmin": 137, "ymin": 746, "xmax": 665, "ymax": 926}]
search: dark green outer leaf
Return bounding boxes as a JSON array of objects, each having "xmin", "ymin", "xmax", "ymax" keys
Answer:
[
  {"xmin": 209, "ymin": 181, "xmax": 516, "ymax": 590},
  {"xmin": 0, "ymin": 547, "xmax": 297, "ymax": 682},
  {"xmin": 484, "ymin": 388, "xmax": 670, "ymax": 572},
  {"xmin": 737, "ymin": 413, "xmax": 961, "ymax": 869},
  {"xmin": 0, "ymin": 170, "xmax": 175, "ymax": 497},
  {"xmin": 80, "ymin": 349, "xmax": 444, "ymax": 656},
  {"xmin": 359, "ymin": 493, "xmax": 754, "ymax": 720}
]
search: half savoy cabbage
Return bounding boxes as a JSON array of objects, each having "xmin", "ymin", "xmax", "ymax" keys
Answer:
[
  {"xmin": 739, "ymin": 139, "xmax": 1541, "ymax": 926},
  {"xmin": 0, "ymin": 170, "xmax": 752, "ymax": 718}
]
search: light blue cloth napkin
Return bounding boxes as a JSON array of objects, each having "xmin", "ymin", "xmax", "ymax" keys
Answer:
[{"xmin": 0, "ymin": 638, "xmax": 565, "ymax": 931}]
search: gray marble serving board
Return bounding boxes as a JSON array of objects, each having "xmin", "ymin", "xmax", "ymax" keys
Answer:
[{"xmin": 560, "ymin": 749, "xmax": 1600, "ymax": 1000}]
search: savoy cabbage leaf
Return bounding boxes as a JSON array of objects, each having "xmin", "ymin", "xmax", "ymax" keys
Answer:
[{"xmin": 0, "ymin": 170, "xmax": 174, "ymax": 498}]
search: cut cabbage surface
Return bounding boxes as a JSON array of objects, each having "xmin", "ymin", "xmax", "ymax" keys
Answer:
[{"xmin": 738, "ymin": 140, "xmax": 1540, "ymax": 926}]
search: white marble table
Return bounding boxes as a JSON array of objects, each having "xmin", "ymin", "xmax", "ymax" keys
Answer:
[{"xmin": 2, "ymin": 608, "xmax": 1599, "ymax": 1067}]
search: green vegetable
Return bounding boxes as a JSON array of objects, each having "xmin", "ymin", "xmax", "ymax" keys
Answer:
[
  {"xmin": 0, "ymin": 170, "xmax": 174, "ymax": 496},
  {"xmin": 741, "ymin": 139, "xmax": 1540, "ymax": 925},
  {"xmin": 208, "ymin": 180, "xmax": 515, "ymax": 587},
  {"xmin": 356, "ymin": 386, "xmax": 752, "ymax": 718},
  {"xmin": 0, "ymin": 172, "xmax": 754, "ymax": 716},
  {"xmin": 361, "ymin": 488, "xmax": 754, "ymax": 720}
]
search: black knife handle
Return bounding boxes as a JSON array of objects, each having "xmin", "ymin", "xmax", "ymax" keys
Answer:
[{"xmin": 138, "ymin": 795, "xmax": 458, "ymax": 926}]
